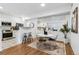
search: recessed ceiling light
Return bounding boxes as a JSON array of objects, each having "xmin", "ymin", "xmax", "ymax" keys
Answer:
[
  {"xmin": 0, "ymin": 6, "xmax": 3, "ymax": 9},
  {"xmin": 40, "ymin": 3, "xmax": 45, "ymax": 7}
]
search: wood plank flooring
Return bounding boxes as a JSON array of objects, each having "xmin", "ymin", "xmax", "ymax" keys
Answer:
[
  {"xmin": 0, "ymin": 41, "xmax": 74, "ymax": 55},
  {"xmin": 65, "ymin": 43, "xmax": 74, "ymax": 55},
  {"xmin": 1, "ymin": 43, "xmax": 48, "ymax": 55}
]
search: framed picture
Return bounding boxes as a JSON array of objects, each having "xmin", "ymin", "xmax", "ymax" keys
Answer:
[{"xmin": 72, "ymin": 7, "xmax": 78, "ymax": 33}]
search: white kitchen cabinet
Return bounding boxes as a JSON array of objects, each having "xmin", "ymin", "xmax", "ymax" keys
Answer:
[
  {"xmin": 2, "ymin": 39, "xmax": 17, "ymax": 50},
  {"xmin": 13, "ymin": 31, "xmax": 17, "ymax": 37},
  {"xmin": 12, "ymin": 22, "xmax": 16, "ymax": 26},
  {"xmin": 0, "ymin": 21, "xmax": 1, "ymax": 26},
  {"xmin": 24, "ymin": 21, "xmax": 34, "ymax": 28},
  {"xmin": 0, "ymin": 30, "xmax": 2, "ymax": 51},
  {"xmin": 24, "ymin": 22, "xmax": 30, "ymax": 27}
]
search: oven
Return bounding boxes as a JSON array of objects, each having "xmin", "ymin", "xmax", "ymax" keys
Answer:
[{"xmin": 2, "ymin": 30, "xmax": 13, "ymax": 41}]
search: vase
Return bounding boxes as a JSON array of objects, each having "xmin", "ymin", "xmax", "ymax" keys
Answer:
[
  {"xmin": 64, "ymin": 33, "xmax": 70, "ymax": 44},
  {"xmin": 64, "ymin": 33, "xmax": 67, "ymax": 39}
]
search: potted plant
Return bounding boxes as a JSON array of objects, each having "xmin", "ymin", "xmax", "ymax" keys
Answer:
[{"xmin": 60, "ymin": 24, "xmax": 70, "ymax": 39}]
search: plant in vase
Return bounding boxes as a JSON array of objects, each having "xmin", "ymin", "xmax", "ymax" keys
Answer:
[{"xmin": 60, "ymin": 24, "xmax": 70, "ymax": 39}]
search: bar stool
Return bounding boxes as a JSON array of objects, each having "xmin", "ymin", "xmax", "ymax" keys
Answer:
[
  {"xmin": 27, "ymin": 32, "xmax": 33, "ymax": 43},
  {"xmin": 22, "ymin": 33, "xmax": 27, "ymax": 44}
]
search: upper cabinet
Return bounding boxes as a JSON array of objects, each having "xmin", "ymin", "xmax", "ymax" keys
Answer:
[
  {"xmin": 24, "ymin": 21, "xmax": 34, "ymax": 28},
  {"xmin": 37, "ymin": 21, "xmax": 48, "ymax": 28}
]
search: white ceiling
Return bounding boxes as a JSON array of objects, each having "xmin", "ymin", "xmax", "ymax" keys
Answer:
[{"xmin": 0, "ymin": 3, "xmax": 72, "ymax": 19}]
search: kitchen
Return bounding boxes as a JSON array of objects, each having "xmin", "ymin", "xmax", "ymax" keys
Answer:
[
  {"xmin": 0, "ymin": 14, "xmax": 24, "ymax": 50},
  {"xmin": 0, "ymin": 3, "xmax": 71, "ymax": 54},
  {"xmin": 0, "ymin": 14, "xmax": 37, "ymax": 51}
]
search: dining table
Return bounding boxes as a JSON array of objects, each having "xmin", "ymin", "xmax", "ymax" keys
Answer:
[{"xmin": 36, "ymin": 34, "xmax": 57, "ymax": 38}]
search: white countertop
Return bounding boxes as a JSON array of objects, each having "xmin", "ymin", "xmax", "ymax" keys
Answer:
[{"xmin": 36, "ymin": 34, "xmax": 57, "ymax": 38}]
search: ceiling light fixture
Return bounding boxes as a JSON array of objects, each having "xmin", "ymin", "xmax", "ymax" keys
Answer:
[
  {"xmin": 40, "ymin": 3, "xmax": 45, "ymax": 7},
  {"xmin": 0, "ymin": 6, "xmax": 3, "ymax": 9}
]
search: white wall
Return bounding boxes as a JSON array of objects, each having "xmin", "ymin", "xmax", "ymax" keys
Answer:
[
  {"xmin": 70, "ymin": 33, "xmax": 79, "ymax": 55},
  {"xmin": 38, "ymin": 14, "xmax": 70, "ymax": 31},
  {"xmin": 70, "ymin": 3, "xmax": 79, "ymax": 55}
]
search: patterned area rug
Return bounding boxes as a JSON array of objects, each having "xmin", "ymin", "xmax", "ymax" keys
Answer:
[{"xmin": 28, "ymin": 41, "xmax": 66, "ymax": 55}]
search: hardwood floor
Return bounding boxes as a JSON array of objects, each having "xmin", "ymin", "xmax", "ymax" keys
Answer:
[
  {"xmin": 1, "ymin": 43, "xmax": 48, "ymax": 55},
  {"xmin": 65, "ymin": 43, "xmax": 74, "ymax": 55},
  {"xmin": 56, "ymin": 41, "xmax": 74, "ymax": 55},
  {"xmin": 0, "ymin": 41, "xmax": 74, "ymax": 55}
]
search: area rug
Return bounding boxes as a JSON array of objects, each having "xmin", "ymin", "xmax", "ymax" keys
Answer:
[{"xmin": 28, "ymin": 41, "xmax": 66, "ymax": 55}]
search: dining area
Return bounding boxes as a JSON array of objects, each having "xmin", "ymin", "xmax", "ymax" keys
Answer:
[{"xmin": 28, "ymin": 32, "xmax": 66, "ymax": 55}]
